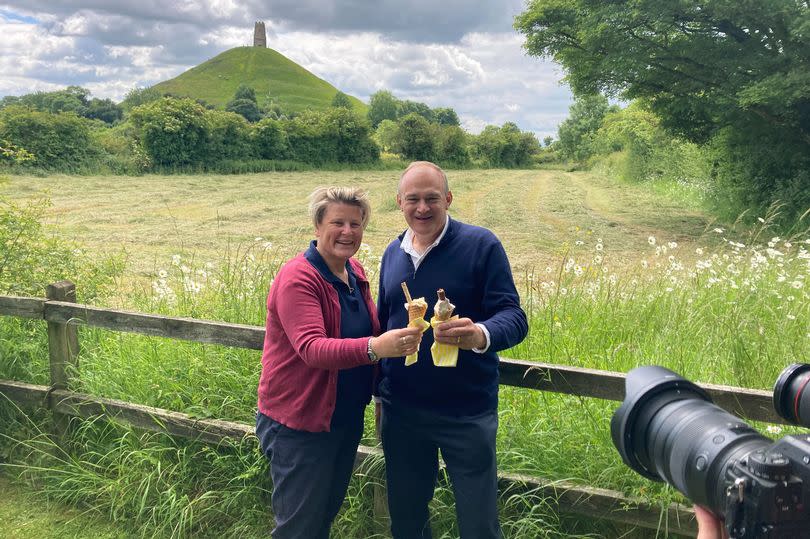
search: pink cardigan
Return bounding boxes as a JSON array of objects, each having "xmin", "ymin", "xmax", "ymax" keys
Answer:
[{"xmin": 257, "ymin": 253, "xmax": 381, "ymax": 432}]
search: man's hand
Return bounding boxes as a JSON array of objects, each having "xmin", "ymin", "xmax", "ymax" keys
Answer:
[
  {"xmin": 433, "ymin": 318, "xmax": 486, "ymax": 350},
  {"xmin": 694, "ymin": 506, "xmax": 728, "ymax": 539}
]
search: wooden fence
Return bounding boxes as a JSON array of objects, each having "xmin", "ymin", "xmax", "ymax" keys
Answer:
[{"xmin": 0, "ymin": 281, "xmax": 784, "ymax": 536}]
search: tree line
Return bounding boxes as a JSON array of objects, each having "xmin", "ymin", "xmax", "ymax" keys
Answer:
[
  {"xmin": 0, "ymin": 84, "xmax": 543, "ymax": 174},
  {"xmin": 516, "ymin": 0, "xmax": 810, "ymax": 224}
]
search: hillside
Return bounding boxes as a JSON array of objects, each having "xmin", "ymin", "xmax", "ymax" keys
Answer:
[{"xmin": 152, "ymin": 47, "xmax": 367, "ymax": 114}]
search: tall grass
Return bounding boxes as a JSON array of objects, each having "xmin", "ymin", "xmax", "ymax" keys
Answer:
[{"xmin": 1, "ymin": 208, "xmax": 808, "ymax": 537}]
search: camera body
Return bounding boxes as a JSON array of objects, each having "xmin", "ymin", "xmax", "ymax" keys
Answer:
[
  {"xmin": 611, "ymin": 365, "xmax": 810, "ymax": 539},
  {"xmin": 720, "ymin": 435, "xmax": 809, "ymax": 538}
]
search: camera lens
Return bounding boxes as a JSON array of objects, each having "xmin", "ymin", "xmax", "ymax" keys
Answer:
[
  {"xmin": 773, "ymin": 364, "xmax": 810, "ymax": 427},
  {"xmin": 611, "ymin": 366, "xmax": 772, "ymax": 512}
]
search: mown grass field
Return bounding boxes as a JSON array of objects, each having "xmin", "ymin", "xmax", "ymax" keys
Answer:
[{"xmin": 1, "ymin": 169, "xmax": 808, "ymax": 538}]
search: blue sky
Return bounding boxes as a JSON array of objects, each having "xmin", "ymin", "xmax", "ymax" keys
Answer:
[{"xmin": 0, "ymin": 1, "xmax": 573, "ymax": 138}]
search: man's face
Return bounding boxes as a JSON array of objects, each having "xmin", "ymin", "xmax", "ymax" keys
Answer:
[{"xmin": 397, "ymin": 166, "xmax": 452, "ymax": 243}]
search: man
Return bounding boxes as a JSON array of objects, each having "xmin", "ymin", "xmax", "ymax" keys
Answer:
[{"xmin": 376, "ymin": 161, "xmax": 528, "ymax": 539}]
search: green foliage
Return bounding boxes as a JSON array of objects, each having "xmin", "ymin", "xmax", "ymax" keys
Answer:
[
  {"xmin": 398, "ymin": 100, "xmax": 435, "ymax": 122},
  {"xmin": 436, "ymin": 125, "xmax": 469, "ymax": 166},
  {"xmin": 121, "ymin": 87, "xmax": 162, "ymax": 112},
  {"xmin": 373, "ymin": 119, "xmax": 398, "ymax": 152},
  {"xmin": 83, "ymin": 98, "xmax": 123, "ymax": 124},
  {"xmin": 516, "ymin": 0, "xmax": 810, "ymax": 223},
  {"xmin": 393, "ymin": 113, "xmax": 436, "ymax": 161},
  {"xmin": 472, "ymin": 123, "xmax": 540, "ymax": 168},
  {"xmin": 434, "ymin": 107, "xmax": 460, "ymax": 126},
  {"xmin": 226, "ymin": 98, "xmax": 262, "ymax": 122},
  {"xmin": 253, "ymin": 118, "xmax": 289, "ymax": 159},
  {"xmin": 0, "ymin": 86, "xmax": 90, "ymax": 116},
  {"xmin": 331, "ymin": 91, "xmax": 352, "ymax": 109},
  {"xmin": 0, "ymin": 139, "xmax": 35, "ymax": 164},
  {"xmin": 367, "ymin": 90, "xmax": 398, "ymax": 127},
  {"xmin": 285, "ymin": 109, "xmax": 379, "ymax": 164},
  {"xmin": 226, "ymin": 84, "xmax": 261, "ymax": 122},
  {"xmin": 0, "ymin": 106, "xmax": 95, "ymax": 171},
  {"xmin": 129, "ymin": 98, "xmax": 210, "ymax": 167},
  {"xmin": 206, "ymin": 110, "xmax": 254, "ymax": 162},
  {"xmin": 556, "ymin": 94, "xmax": 614, "ymax": 162}
]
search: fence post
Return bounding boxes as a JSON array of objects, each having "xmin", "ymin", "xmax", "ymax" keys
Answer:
[{"xmin": 46, "ymin": 280, "xmax": 79, "ymax": 438}]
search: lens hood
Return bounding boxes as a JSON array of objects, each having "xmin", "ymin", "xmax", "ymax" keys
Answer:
[
  {"xmin": 611, "ymin": 365, "xmax": 711, "ymax": 479},
  {"xmin": 773, "ymin": 363, "xmax": 810, "ymax": 427}
]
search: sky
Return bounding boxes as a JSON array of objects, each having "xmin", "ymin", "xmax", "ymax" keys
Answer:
[{"xmin": 0, "ymin": 1, "xmax": 573, "ymax": 139}]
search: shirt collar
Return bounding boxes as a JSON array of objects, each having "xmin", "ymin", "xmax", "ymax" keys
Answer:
[
  {"xmin": 400, "ymin": 214, "xmax": 450, "ymax": 257},
  {"xmin": 304, "ymin": 240, "xmax": 358, "ymax": 290}
]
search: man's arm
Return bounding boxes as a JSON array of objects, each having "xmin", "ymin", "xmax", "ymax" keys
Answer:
[{"xmin": 476, "ymin": 238, "xmax": 528, "ymax": 352}]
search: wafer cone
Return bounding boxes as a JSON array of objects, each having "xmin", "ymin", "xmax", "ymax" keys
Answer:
[{"xmin": 403, "ymin": 296, "xmax": 429, "ymax": 366}]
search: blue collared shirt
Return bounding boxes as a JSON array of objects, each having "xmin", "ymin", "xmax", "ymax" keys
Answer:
[{"xmin": 304, "ymin": 241, "xmax": 373, "ymax": 426}]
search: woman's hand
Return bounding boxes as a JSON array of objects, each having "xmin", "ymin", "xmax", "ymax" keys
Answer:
[{"xmin": 370, "ymin": 327, "xmax": 423, "ymax": 359}]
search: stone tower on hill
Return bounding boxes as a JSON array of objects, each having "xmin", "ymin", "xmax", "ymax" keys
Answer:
[{"xmin": 253, "ymin": 21, "xmax": 266, "ymax": 47}]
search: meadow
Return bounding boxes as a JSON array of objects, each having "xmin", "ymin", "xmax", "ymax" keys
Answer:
[{"xmin": 1, "ymin": 169, "xmax": 808, "ymax": 538}]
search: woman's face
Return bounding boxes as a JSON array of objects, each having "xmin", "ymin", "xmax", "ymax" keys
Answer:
[{"xmin": 315, "ymin": 203, "xmax": 364, "ymax": 268}]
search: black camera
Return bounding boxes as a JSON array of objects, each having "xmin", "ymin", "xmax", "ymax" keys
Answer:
[{"xmin": 611, "ymin": 364, "xmax": 810, "ymax": 538}]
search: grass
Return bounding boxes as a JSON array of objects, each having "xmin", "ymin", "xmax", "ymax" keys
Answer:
[
  {"xmin": 152, "ymin": 47, "xmax": 367, "ymax": 113},
  {"xmin": 1, "ymin": 169, "xmax": 808, "ymax": 537}
]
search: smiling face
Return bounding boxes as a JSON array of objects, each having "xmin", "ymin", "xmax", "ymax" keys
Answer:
[
  {"xmin": 314, "ymin": 202, "xmax": 365, "ymax": 272},
  {"xmin": 397, "ymin": 164, "xmax": 452, "ymax": 248}
]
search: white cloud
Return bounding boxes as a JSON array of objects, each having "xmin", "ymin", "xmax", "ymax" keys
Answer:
[{"xmin": 0, "ymin": 2, "xmax": 573, "ymax": 138}]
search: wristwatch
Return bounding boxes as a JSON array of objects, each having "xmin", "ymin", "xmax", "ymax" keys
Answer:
[{"xmin": 367, "ymin": 338, "xmax": 380, "ymax": 363}]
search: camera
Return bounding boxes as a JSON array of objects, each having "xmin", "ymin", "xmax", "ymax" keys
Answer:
[{"xmin": 611, "ymin": 364, "xmax": 810, "ymax": 538}]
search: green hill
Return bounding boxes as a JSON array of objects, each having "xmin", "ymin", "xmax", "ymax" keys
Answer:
[{"xmin": 152, "ymin": 47, "xmax": 367, "ymax": 114}]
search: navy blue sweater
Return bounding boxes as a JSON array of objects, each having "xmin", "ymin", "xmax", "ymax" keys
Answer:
[{"xmin": 377, "ymin": 218, "xmax": 528, "ymax": 416}]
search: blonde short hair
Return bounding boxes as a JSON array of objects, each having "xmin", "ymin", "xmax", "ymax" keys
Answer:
[{"xmin": 308, "ymin": 186, "xmax": 371, "ymax": 229}]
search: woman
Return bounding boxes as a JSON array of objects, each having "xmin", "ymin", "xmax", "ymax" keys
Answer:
[{"xmin": 256, "ymin": 186, "xmax": 421, "ymax": 539}]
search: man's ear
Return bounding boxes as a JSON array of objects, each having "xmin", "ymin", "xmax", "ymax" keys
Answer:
[
  {"xmin": 446, "ymin": 190, "xmax": 453, "ymax": 208},
  {"xmin": 396, "ymin": 192, "xmax": 403, "ymax": 211}
]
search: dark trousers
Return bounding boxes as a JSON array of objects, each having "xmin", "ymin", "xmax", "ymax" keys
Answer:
[
  {"xmin": 255, "ymin": 411, "xmax": 364, "ymax": 539},
  {"xmin": 380, "ymin": 403, "xmax": 502, "ymax": 539}
]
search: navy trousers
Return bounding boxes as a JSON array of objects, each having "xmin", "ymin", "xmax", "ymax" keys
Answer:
[
  {"xmin": 255, "ymin": 411, "xmax": 364, "ymax": 539},
  {"xmin": 381, "ymin": 403, "xmax": 502, "ymax": 539}
]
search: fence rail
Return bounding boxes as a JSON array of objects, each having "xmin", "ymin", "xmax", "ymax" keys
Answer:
[{"xmin": 1, "ymin": 282, "xmax": 782, "ymax": 536}]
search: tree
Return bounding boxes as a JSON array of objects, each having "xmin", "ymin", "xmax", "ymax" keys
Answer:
[
  {"xmin": 374, "ymin": 119, "xmax": 398, "ymax": 152},
  {"xmin": 84, "ymin": 98, "xmax": 123, "ymax": 124},
  {"xmin": 434, "ymin": 107, "xmax": 460, "ymax": 126},
  {"xmin": 367, "ymin": 90, "xmax": 399, "ymax": 127},
  {"xmin": 437, "ymin": 125, "xmax": 469, "ymax": 166},
  {"xmin": 331, "ymin": 91, "xmax": 352, "ymax": 109},
  {"xmin": 556, "ymin": 94, "xmax": 614, "ymax": 162},
  {"xmin": 206, "ymin": 110, "xmax": 253, "ymax": 162},
  {"xmin": 0, "ymin": 106, "xmax": 94, "ymax": 170},
  {"xmin": 121, "ymin": 87, "xmax": 162, "ymax": 112},
  {"xmin": 226, "ymin": 84, "xmax": 261, "ymax": 122},
  {"xmin": 393, "ymin": 113, "xmax": 436, "ymax": 161},
  {"xmin": 398, "ymin": 100, "xmax": 434, "ymax": 123},
  {"xmin": 516, "ymin": 0, "xmax": 810, "ymax": 220},
  {"xmin": 129, "ymin": 97, "xmax": 209, "ymax": 167},
  {"xmin": 254, "ymin": 118, "xmax": 289, "ymax": 159}
]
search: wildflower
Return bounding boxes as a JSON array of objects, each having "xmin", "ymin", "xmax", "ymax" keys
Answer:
[
  {"xmin": 713, "ymin": 228, "xmax": 724, "ymax": 233},
  {"xmin": 757, "ymin": 217, "xmax": 765, "ymax": 223},
  {"xmin": 575, "ymin": 240, "xmax": 584, "ymax": 246},
  {"xmin": 158, "ymin": 269, "xmax": 168, "ymax": 278},
  {"xmin": 263, "ymin": 241, "xmax": 274, "ymax": 249},
  {"xmin": 792, "ymin": 281, "xmax": 803, "ymax": 289},
  {"xmin": 574, "ymin": 265, "xmax": 584, "ymax": 276},
  {"xmin": 595, "ymin": 243, "xmax": 603, "ymax": 252},
  {"xmin": 560, "ymin": 287, "xmax": 568, "ymax": 296},
  {"xmin": 766, "ymin": 248, "xmax": 784, "ymax": 258},
  {"xmin": 648, "ymin": 236, "xmax": 656, "ymax": 246},
  {"xmin": 695, "ymin": 248, "xmax": 704, "ymax": 256},
  {"xmin": 787, "ymin": 314, "xmax": 796, "ymax": 320},
  {"xmin": 171, "ymin": 254, "xmax": 181, "ymax": 266},
  {"xmin": 545, "ymin": 266, "xmax": 553, "ymax": 273},
  {"xmin": 641, "ymin": 260, "xmax": 649, "ymax": 269},
  {"xmin": 255, "ymin": 237, "xmax": 263, "ymax": 242},
  {"xmin": 668, "ymin": 241, "xmax": 678, "ymax": 249},
  {"xmin": 766, "ymin": 425, "xmax": 783, "ymax": 435},
  {"xmin": 594, "ymin": 255, "xmax": 603, "ymax": 264}
]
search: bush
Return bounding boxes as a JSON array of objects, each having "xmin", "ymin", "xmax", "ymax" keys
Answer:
[
  {"xmin": 129, "ymin": 98, "xmax": 209, "ymax": 167},
  {"xmin": 0, "ymin": 106, "xmax": 96, "ymax": 171},
  {"xmin": 393, "ymin": 113, "xmax": 436, "ymax": 161},
  {"xmin": 253, "ymin": 118, "xmax": 289, "ymax": 159},
  {"xmin": 206, "ymin": 110, "xmax": 254, "ymax": 162}
]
